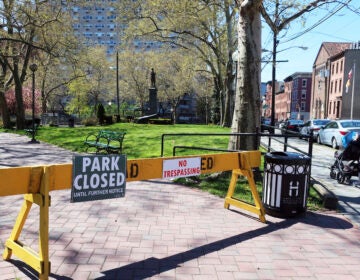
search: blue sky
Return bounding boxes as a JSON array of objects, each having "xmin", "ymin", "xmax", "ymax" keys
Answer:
[{"xmin": 261, "ymin": 2, "xmax": 360, "ymax": 83}]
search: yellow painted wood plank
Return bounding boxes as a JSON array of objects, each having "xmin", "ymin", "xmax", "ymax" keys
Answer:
[
  {"xmin": 49, "ymin": 164, "xmax": 72, "ymax": 191},
  {"xmin": 0, "ymin": 167, "xmax": 32, "ymax": 196},
  {"xmin": 1, "ymin": 151, "xmax": 261, "ymax": 195},
  {"xmin": 4, "ymin": 240, "xmax": 42, "ymax": 273}
]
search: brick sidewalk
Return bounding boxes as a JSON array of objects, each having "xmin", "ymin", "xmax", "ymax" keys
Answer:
[{"xmin": 1, "ymin": 180, "xmax": 360, "ymax": 280}]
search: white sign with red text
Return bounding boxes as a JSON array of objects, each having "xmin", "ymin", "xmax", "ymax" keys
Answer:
[{"xmin": 162, "ymin": 157, "xmax": 201, "ymax": 179}]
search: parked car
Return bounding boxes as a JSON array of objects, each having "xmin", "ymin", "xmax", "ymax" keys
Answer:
[
  {"xmin": 277, "ymin": 120, "xmax": 286, "ymax": 129},
  {"xmin": 281, "ymin": 119, "xmax": 304, "ymax": 134},
  {"xmin": 317, "ymin": 119, "xmax": 360, "ymax": 149},
  {"xmin": 261, "ymin": 117, "xmax": 272, "ymax": 132},
  {"xmin": 300, "ymin": 119, "xmax": 331, "ymax": 141}
]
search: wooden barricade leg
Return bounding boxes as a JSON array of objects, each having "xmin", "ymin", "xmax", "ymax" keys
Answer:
[
  {"xmin": 2, "ymin": 166, "xmax": 51, "ymax": 280},
  {"xmin": 2, "ymin": 198, "xmax": 33, "ymax": 260},
  {"xmin": 224, "ymin": 152, "xmax": 266, "ymax": 223}
]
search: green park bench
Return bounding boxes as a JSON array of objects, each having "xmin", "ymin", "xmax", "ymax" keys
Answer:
[{"xmin": 84, "ymin": 130, "xmax": 126, "ymax": 154}]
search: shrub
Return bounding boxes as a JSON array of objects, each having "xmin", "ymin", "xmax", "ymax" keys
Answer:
[
  {"xmin": 82, "ymin": 117, "xmax": 98, "ymax": 126},
  {"xmin": 96, "ymin": 103, "xmax": 105, "ymax": 125},
  {"xmin": 148, "ymin": 118, "xmax": 172, "ymax": 125}
]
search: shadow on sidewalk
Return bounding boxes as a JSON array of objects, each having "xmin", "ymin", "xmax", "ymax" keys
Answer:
[
  {"xmin": 96, "ymin": 212, "xmax": 352, "ymax": 279},
  {"xmin": 4, "ymin": 211, "xmax": 352, "ymax": 279},
  {"xmin": 7, "ymin": 259, "xmax": 72, "ymax": 280}
]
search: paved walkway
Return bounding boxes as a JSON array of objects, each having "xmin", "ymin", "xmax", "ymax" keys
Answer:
[{"xmin": 1, "ymin": 132, "xmax": 360, "ymax": 279}]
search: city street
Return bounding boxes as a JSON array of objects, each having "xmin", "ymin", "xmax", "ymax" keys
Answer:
[{"xmin": 261, "ymin": 130, "xmax": 360, "ymax": 227}]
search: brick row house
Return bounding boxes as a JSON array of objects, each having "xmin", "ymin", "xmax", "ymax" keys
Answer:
[
  {"xmin": 283, "ymin": 72, "xmax": 312, "ymax": 121},
  {"xmin": 263, "ymin": 42, "xmax": 360, "ymax": 123},
  {"xmin": 313, "ymin": 42, "xmax": 360, "ymax": 120},
  {"xmin": 263, "ymin": 72, "xmax": 312, "ymax": 122}
]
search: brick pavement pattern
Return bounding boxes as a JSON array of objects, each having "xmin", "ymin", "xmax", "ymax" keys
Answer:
[
  {"xmin": 1, "ymin": 132, "xmax": 360, "ymax": 279},
  {"xmin": 1, "ymin": 180, "xmax": 360, "ymax": 280}
]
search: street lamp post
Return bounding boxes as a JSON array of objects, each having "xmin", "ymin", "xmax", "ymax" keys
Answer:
[
  {"xmin": 270, "ymin": 35, "xmax": 277, "ymax": 128},
  {"xmin": 116, "ymin": 51, "xmax": 120, "ymax": 122},
  {"xmin": 28, "ymin": 63, "xmax": 39, "ymax": 144}
]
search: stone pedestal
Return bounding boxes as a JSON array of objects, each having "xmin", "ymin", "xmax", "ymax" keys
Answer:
[{"xmin": 149, "ymin": 87, "xmax": 157, "ymax": 114}]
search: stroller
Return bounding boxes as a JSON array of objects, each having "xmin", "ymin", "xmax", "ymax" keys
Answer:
[{"xmin": 330, "ymin": 131, "xmax": 360, "ymax": 184}]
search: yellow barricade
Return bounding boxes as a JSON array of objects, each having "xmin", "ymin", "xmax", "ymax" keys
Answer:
[{"xmin": 0, "ymin": 151, "xmax": 265, "ymax": 279}]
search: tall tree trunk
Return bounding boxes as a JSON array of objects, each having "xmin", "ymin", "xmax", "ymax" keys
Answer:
[
  {"xmin": 222, "ymin": 0, "xmax": 235, "ymax": 128},
  {"xmin": 41, "ymin": 66, "xmax": 48, "ymax": 114},
  {"xmin": 222, "ymin": 52, "xmax": 234, "ymax": 127},
  {"xmin": 0, "ymin": 91, "xmax": 11, "ymax": 128},
  {"xmin": 228, "ymin": 0, "xmax": 262, "ymax": 151},
  {"xmin": 14, "ymin": 77, "xmax": 25, "ymax": 130},
  {"xmin": 211, "ymin": 76, "xmax": 221, "ymax": 124},
  {"xmin": 0, "ymin": 82, "xmax": 11, "ymax": 129},
  {"xmin": 12, "ymin": 52, "xmax": 25, "ymax": 129},
  {"xmin": 0, "ymin": 67, "xmax": 11, "ymax": 128}
]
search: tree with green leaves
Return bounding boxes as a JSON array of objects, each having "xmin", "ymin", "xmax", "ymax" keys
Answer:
[
  {"xmin": 116, "ymin": 47, "xmax": 209, "ymax": 123},
  {"xmin": 0, "ymin": 0, "xmax": 77, "ymax": 129},
  {"xmin": 115, "ymin": 0, "xmax": 237, "ymax": 126},
  {"xmin": 66, "ymin": 46, "xmax": 115, "ymax": 117},
  {"xmin": 96, "ymin": 103, "xmax": 105, "ymax": 125}
]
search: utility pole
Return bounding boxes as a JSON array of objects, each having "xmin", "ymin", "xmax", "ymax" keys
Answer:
[
  {"xmin": 350, "ymin": 61, "xmax": 356, "ymax": 120},
  {"xmin": 270, "ymin": 0, "xmax": 279, "ymax": 128}
]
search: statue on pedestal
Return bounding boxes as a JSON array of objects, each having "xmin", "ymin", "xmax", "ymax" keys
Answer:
[{"xmin": 150, "ymin": 68, "xmax": 156, "ymax": 88}]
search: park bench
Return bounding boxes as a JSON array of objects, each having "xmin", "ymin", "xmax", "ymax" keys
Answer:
[
  {"xmin": 24, "ymin": 124, "xmax": 39, "ymax": 136},
  {"xmin": 84, "ymin": 129, "xmax": 126, "ymax": 154}
]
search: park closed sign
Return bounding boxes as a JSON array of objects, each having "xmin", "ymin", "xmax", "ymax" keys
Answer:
[{"xmin": 71, "ymin": 154, "xmax": 126, "ymax": 203}]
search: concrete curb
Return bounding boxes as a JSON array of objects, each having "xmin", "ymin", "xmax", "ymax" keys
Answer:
[{"xmin": 311, "ymin": 178, "xmax": 338, "ymax": 210}]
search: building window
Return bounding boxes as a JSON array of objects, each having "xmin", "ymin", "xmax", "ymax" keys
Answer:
[
  {"xmin": 340, "ymin": 60, "xmax": 343, "ymax": 72},
  {"xmin": 336, "ymin": 62, "xmax": 339, "ymax": 73},
  {"xmin": 335, "ymin": 80, "xmax": 337, "ymax": 93},
  {"xmin": 332, "ymin": 64, "xmax": 335, "ymax": 75},
  {"xmin": 336, "ymin": 101, "xmax": 341, "ymax": 119},
  {"xmin": 302, "ymin": 79, "xmax": 307, "ymax": 88},
  {"xmin": 301, "ymin": 102, "xmax": 305, "ymax": 111},
  {"xmin": 301, "ymin": 89, "xmax": 306, "ymax": 99},
  {"xmin": 339, "ymin": 79, "xmax": 342, "ymax": 92},
  {"xmin": 330, "ymin": 81, "xmax": 333, "ymax": 93}
]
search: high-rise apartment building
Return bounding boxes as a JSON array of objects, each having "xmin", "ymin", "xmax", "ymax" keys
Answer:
[
  {"xmin": 59, "ymin": 1, "xmax": 164, "ymax": 55},
  {"xmin": 65, "ymin": 0, "xmax": 120, "ymax": 55}
]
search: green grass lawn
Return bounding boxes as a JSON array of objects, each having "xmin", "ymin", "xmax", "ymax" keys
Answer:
[
  {"xmin": 20, "ymin": 123, "xmax": 232, "ymax": 158},
  {"xmin": 2, "ymin": 122, "xmax": 323, "ymax": 211}
]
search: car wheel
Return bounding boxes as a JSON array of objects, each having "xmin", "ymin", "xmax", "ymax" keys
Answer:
[
  {"xmin": 317, "ymin": 135, "xmax": 322, "ymax": 144},
  {"xmin": 331, "ymin": 138, "xmax": 338, "ymax": 149}
]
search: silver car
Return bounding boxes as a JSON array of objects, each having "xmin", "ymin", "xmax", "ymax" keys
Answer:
[
  {"xmin": 300, "ymin": 119, "xmax": 331, "ymax": 141},
  {"xmin": 317, "ymin": 119, "xmax": 360, "ymax": 149}
]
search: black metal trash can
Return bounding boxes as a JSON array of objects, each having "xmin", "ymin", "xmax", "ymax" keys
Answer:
[{"xmin": 262, "ymin": 151, "xmax": 311, "ymax": 218}]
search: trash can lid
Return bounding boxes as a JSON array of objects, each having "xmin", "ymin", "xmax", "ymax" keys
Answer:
[{"xmin": 265, "ymin": 151, "xmax": 310, "ymax": 161}]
